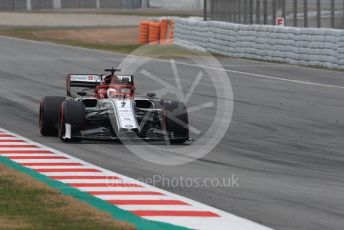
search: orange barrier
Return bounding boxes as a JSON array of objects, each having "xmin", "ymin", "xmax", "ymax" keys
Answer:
[
  {"xmin": 149, "ymin": 21, "xmax": 161, "ymax": 45},
  {"xmin": 160, "ymin": 19, "xmax": 169, "ymax": 45},
  {"xmin": 138, "ymin": 19, "xmax": 174, "ymax": 45},
  {"xmin": 138, "ymin": 21, "xmax": 150, "ymax": 44}
]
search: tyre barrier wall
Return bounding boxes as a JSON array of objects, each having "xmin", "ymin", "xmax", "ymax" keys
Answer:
[
  {"xmin": 138, "ymin": 19, "xmax": 174, "ymax": 45},
  {"xmin": 173, "ymin": 17, "xmax": 344, "ymax": 69}
]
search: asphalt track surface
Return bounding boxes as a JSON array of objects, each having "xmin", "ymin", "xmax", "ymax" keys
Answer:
[{"xmin": 0, "ymin": 36, "xmax": 344, "ymax": 230}]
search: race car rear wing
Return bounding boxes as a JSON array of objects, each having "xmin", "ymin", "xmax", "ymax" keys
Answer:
[{"xmin": 66, "ymin": 74, "xmax": 101, "ymax": 96}]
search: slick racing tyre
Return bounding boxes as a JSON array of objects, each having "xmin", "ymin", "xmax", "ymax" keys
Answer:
[
  {"xmin": 58, "ymin": 100, "xmax": 85, "ymax": 142},
  {"xmin": 39, "ymin": 96, "xmax": 66, "ymax": 136},
  {"xmin": 164, "ymin": 100, "xmax": 189, "ymax": 144}
]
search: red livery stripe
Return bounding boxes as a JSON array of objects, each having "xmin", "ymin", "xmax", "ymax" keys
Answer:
[
  {"xmin": 109, "ymin": 200, "xmax": 189, "ymax": 205},
  {"xmin": 69, "ymin": 183, "xmax": 142, "ymax": 187},
  {"xmin": 89, "ymin": 191, "xmax": 164, "ymax": 196},
  {"xmin": 36, "ymin": 168, "xmax": 100, "ymax": 172},
  {"xmin": 132, "ymin": 210, "xmax": 220, "ymax": 217},
  {"xmin": 51, "ymin": 175, "xmax": 119, "ymax": 180}
]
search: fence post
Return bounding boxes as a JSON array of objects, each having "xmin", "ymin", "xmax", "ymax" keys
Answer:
[
  {"xmin": 249, "ymin": 0, "xmax": 253, "ymax": 24},
  {"xmin": 229, "ymin": 0, "xmax": 233, "ymax": 22},
  {"xmin": 210, "ymin": 0, "xmax": 214, "ymax": 20},
  {"xmin": 282, "ymin": 0, "xmax": 286, "ymax": 20},
  {"xmin": 238, "ymin": 0, "xmax": 242, "ymax": 23},
  {"xmin": 243, "ymin": 0, "xmax": 248, "ymax": 24},
  {"xmin": 26, "ymin": 0, "xmax": 31, "ymax": 10},
  {"xmin": 304, "ymin": 0, "xmax": 308, "ymax": 27},
  {"xmin": 272, "ymin": 0, "xmax": 276, "ymax": 25},
  {"xmin": 316, "ymin": 0, "xmax": 321, "ymax": 28},
  {"xmin": 233, "ymin": 0, "xmax": 237, "ymax": 23},
  {"xmin": 204, "ymin": 0, "xmax": 207, "ymax": 21},
  {"xmin": 293, "ymin": 0, "xmax": 297, "ymax": 27},
  {"xmin": 330, "ymin": 0, "xmax": 335, "ymax": 28},
  {"xmin": 256, "ymin": 0, "xmax": 261, "ymax": 24},
  {"xmin": 263, "ymin": 0, "xmax": 268, "ymax": 24}
]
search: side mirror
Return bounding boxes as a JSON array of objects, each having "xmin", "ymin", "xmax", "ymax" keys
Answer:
[{"xmin": 77, "ymin": 92, "xmax": 87, "ymax": 97}]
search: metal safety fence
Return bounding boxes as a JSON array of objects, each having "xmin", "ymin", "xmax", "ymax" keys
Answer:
[
  {"xmin": 205, "ymin": 0, "xmax": 344, "ymax": 29},
  {"xmin": 0, "ymin": 0, "xmax": 142, "ymax": 10}
]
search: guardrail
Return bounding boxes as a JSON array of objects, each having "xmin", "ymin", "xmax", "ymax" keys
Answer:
[{"xmin": 173, "ymin": 17, "xmax": 344, "ymax": 69}]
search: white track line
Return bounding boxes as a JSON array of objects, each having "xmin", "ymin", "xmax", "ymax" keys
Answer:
[
  {"xmin": 145, "ymin": 217, "xmax": 249, "ymax": 230},
  {"xmin": 171, "ymin": 60, "xmax": 344, "ymax": 90}
]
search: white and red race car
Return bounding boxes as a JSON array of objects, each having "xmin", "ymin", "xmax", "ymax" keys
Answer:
[{"xmin": 39, "ymin": 68, "xmax": 190, "ymax": 144}]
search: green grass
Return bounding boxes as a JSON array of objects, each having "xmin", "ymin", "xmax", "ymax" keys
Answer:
[
  {"xmin": 0, "ymin": 28, "xmax": 210, "ymax": 57},
  {"xmin": 0, "ymin": 164, "xmax": 133, "ymax": 230},
  {"xmin": 0, "ymin": 28, "xmax": 140, "ymax": 54}
]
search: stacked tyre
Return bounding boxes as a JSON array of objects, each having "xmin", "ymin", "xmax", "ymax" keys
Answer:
[
  {"xmin": 138, "ymin": 21, "xmax": 150, "ymax": 44},
  {"xmin": 149, "ymin": 22, "xmax": 161, "ymax": 45}
]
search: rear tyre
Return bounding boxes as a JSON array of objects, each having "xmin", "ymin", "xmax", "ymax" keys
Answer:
[
  {"xmin": 58, "ymin": 100, "xmax": 85, "ymax": 142},
  {"xmin": 39, "ymin": 96, "xmax": 65, "ymax": 136},
  {"xmin": 164, "ymin": 100, "xmax": 189, "ymax": 144}
]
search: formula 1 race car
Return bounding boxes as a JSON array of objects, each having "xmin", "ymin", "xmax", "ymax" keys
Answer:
[{"xmin": 39, "ymin": 68, "xmax": 190, "ymax": 144}]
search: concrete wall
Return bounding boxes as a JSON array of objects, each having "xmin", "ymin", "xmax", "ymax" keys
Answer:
[{"xmin": 173, "ymin": 17, "xmax": 344, "ymax": 69}]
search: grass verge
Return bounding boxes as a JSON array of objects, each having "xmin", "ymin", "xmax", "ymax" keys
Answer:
[
  {"xmin": 0, "ymin": 163, "xmax": 134, "ymax": 230},
  {"xmin": 0, "ymin": 27, "xmax": 210, "ymax": 57},
  {"xmin": 0, "ymin": 27, "xmax": 140, "ymax": 54}
]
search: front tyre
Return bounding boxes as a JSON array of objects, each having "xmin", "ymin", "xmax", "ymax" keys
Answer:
[
  {"xmin": 164, "ymin": 101, "xmax": 189, "ymax": 144},
  {"xmin": 58, "ymin": 100, "xmax": 85, "ymax": 142},
  {"xmin": 39, "ymin": 96, "xmax": 66, "ymax": 136}
]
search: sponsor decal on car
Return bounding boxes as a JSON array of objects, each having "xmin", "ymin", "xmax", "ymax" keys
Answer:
[{"xmin": 70, "ymin": 75, "xmax": 101, "ymax": 82}]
